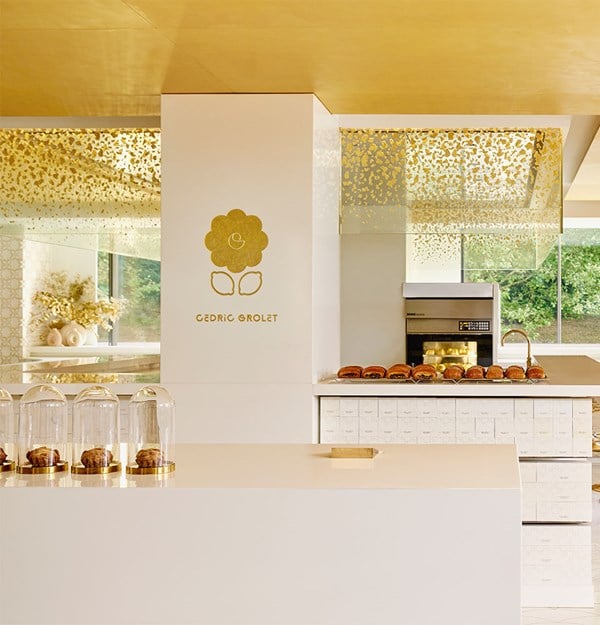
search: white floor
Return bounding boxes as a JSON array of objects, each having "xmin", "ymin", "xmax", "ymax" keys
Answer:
[{"xmin": 522, "ymin": 460, "xmax": 600, "ymax": 625}]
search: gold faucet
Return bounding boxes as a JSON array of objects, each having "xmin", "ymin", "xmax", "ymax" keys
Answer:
[{"xmin": 500, "ymin": 328, "xmax": 532, "ymax": 369}]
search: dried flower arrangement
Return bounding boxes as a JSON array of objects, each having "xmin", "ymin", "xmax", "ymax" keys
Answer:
[{"xmin": 31, "ymin": 272, "xmax": 125, "ymax": 344}]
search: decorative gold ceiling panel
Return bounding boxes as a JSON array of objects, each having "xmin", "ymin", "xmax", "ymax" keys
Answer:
[
  {"xmin": 0, "ymin": 128, "xmax": 161, "ymax": 259},
  {"xmin": 341, "ymin": 128, "xmax": 562, "ymax": 269}
]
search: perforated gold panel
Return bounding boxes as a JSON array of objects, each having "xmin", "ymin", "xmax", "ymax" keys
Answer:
[
  {"xmin": 0, "ymin": 128, "xmax": 160, "ymax": 259},
  {"xmin": 341, "ymin": 128, "xmax": 562, "ymax": 268}
]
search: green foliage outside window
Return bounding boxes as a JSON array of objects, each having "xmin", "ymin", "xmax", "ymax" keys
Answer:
[
  {"xmin": 465, "ymin": 230, "xmax": 600, "ymax": 342},
  {"xmin": 97, "ymin": 251, "xmax": 160, "ymax": 343}
]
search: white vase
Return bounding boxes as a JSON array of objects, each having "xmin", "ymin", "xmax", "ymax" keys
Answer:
[
  {"xmin": 83, "ymin": 327, "xmax": 98, "ymax": 346},
  {"xmin": 46, "ymin": 327, "xmax": 62, "ymax": 346},
  {"xmin": 60, "ymin": 321, "xmax": 85, "ymax": 347}
]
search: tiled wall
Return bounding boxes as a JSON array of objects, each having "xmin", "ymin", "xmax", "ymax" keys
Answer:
[{"xmin": 0, "ymin": 236, "xmax": 24, "ymax": 364}]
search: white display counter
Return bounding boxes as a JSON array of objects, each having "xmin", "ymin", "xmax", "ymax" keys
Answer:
[{"xmin": 0, "ymin": 443, "xmax": 521, "ymax": 625}]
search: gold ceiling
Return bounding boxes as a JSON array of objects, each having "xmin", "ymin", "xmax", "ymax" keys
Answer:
[{"xmin": 1, "ymin": 0, "xmax": 600, "ymax": 117}]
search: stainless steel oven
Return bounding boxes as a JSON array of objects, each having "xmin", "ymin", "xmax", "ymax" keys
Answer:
[{"xmin": 403, "ymin": 283, "xmax": 500, "ymax": 369}]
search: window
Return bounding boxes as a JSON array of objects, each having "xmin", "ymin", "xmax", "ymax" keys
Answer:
[
  {"xmin": 97, "ymin": 252, "xmax": 160, "ymax": 344},
  {"xmin": 463, "ymin": 220, "xmax": 600, "ymax": 343}
]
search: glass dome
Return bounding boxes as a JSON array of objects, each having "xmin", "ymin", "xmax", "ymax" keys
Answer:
[
  {"xmin": 17, "ymin": 384, "xmax": 68, "ymax": 474},
  {"xmin": 0, "ymin": 387, "xmax": 15, "ymax": 472},
  {"xmin": 72, "ymin": 386, "xmax": 121, "ymax": 474},
  {"xmin": 127, "ymin": 385, "xmax": 175, "ymax": 474}
]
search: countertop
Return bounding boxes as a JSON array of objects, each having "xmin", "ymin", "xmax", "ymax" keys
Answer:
[
  {"xmin": 0, "ymin": 443, "xmax": 521, "ymax": 490},
  {"xmin": 315, "ymin": 355, "xmax": 600, "ymax": 397}
]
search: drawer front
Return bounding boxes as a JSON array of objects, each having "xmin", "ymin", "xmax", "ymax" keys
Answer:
[
  {"xmin": 319, "ymin": 397, "xmax": 593, "ymax": 456},
  {"xmin": 320, "ymin": 416, "xmax": 340, "ymax": 443},
  {"xmin": 320, "ymin": 397, "xmax": 340, "ymax": 418},
  {"xmin": 522, "ymin": 524, "xmax": 591, "ymax": 546},
  {"xmin": 536, "ymin": 502, "xmax": 592, "ymax": 522},
  {"xmin": 378, "ymin": 398, "xmax": 398, "ymax": 418}
]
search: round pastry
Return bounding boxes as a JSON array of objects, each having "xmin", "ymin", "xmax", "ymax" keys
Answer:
[
  {"xmin": 505, "ymin": 365, "xmax": 526, "ymax": 380},
  {"xmin": 386, "ymin": 363, "xmax": 412, "ymax": 379},
  {"xmin": 526, "ymin": 365, "xmax": 546, "ymax": 379},
  {"xmin": 0, "ymin": 447, "xmax": 6, "ymax": 464},
  {"xmin": 485, "ymin": 365, "xmax": 504, "ymax": 380},
  {"xmin": 81, "ymin": 447, "xmax": 113, "ymax": 468},
  {"xmin": 362, "ymin": 365, "xmax": 386, "ymax": 379},
  {"xmin": 465, "ymin": 365, "xmax": 485, "ymax": 379},
  {"xmin": 443, "ymin": 365, "xmax": 464, "ymax": 380},
  {"xmin": 26, "ymin": 446, "xmax": 60, "ymax": 467},
  {"xmin": 412, "ymin": 364, "xmax": 437, "ymax": 380},
  {"xmin": 337, "ymin": 365, "xmax": 363, "ymax": 379},
  {"xmin": 136, "ymin": 448, "xmax": 165, "ymax": 468}
]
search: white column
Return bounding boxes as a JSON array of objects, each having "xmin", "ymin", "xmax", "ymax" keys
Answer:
[{"xmin": 161, "ymin": 94, "xmax": 340, "ymax": 442}]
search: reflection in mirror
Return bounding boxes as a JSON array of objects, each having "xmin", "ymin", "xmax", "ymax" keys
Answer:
[{"xmin": 0, "ymin": 128, "xmax": 161, "ymax": 384}]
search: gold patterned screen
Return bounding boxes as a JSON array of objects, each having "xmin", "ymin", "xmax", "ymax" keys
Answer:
[
  {"xmin": 0, "ymin": 128, "xmax": 160, "ymax": 259},
  {"xmin": 341, "ymin": 128, "xmax": 562, "ymax": 269}
]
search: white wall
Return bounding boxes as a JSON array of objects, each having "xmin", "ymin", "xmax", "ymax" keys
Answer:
[
  {"xmin": 161, "ymin": 94, "xmax": 339, "ymax": 442},
  {"xmin": 340, "ymin": 234, "xmax": 406, "ymax": 365}
]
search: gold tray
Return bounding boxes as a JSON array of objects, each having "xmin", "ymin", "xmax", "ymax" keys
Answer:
[
  {"xmin": 1, "ymin": 460, "xmax": 15, "ymax": 472},
  {"xmin": 333, "ymin": 376, "xmax": 547, "ymax": 384},
  {"xmin": 126, "ymin": 461, "xmax": 175, "ymax": 475},
  {"xmin": 72, "ymin": 461, "xmax": 121, "ymax": 475},
  {"xmin": 17, "ymin": 461, "xmax": 69, "ymax": 474}
]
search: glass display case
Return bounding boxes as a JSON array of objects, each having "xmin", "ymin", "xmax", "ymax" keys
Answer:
[
  {"xmin": 17, "ymin": 384, "xmax": 68, "ymax": 474},
  {"xmin": 0, "ymin": 387, "xmax": 15, "ymax": 472},
  {"xmin": 127, "ymin": 385, "xmax": 175, "ymax": 474},
  {"xmin": 71, "ymin": 386, "xmax": 121, "ymax": 474}
]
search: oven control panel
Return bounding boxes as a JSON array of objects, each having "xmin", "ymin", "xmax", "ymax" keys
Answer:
[{"xmin": 458, "ymin": 320, "xmax": 491, "ymax": 332}]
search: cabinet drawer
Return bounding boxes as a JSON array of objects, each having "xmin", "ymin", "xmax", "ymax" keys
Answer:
[
  {"xmin": 358, "ymin": 398, "xmax": 378, "ymax": 417},
  {"xmin": 536, "ymin": 502, "xmax": 592, "ymax": 522},
  {"xmin": 338, "ymin": 416, "xmax": 359, "ymax": 443},
  {"xmin": 522, "ymin": 524, "xmax": 591, "ymax": 546},
  {"xmin": 536, "ymin": 461, "xmax": 590, "ymax": 483},
  {"xmin": 320, "ymin": 397, "xmax": 340, "ymax": 417},
  {"xmin": 320, "ymin": 416, "xmax": 340, "ymax": 443},
  {"xmin": 378, "ymin": 398, "xmax": 397, "ymax": 417},
  {"xmin": 339, "ymin": 398, "xmax": 359, "ymax": 417}
]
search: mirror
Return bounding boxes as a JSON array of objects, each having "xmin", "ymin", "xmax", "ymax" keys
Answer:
[{"xmin": 0, "ymin": 126, "xmax": 161, "ymax": 384}]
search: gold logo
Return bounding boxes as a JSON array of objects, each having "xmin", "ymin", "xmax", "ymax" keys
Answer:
[{"xmin": 205, "ymin": 209, "xmax": 268, "ymax": 296}]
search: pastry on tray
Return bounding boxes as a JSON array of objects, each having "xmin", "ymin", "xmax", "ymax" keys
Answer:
[
  {"xmin": 526, "ymin": 365, "xmax": 546, "ymax": 379},
  {"xmin": 485, "ymin": 364, "xmax": 504, "ymax": 380},
  {"xmin": 136, "ymin": 448, "xmax": 165, "ymax": 468},
  {"xmin": 81, "ymin": 447, "xmax": 113, "ymax": 468},
  {"xmin": 386, "ymin": 363, "xmax": 412, "ymax": 379},
  {"xmin": 412, "ymin": 364, "xmax": 437, "ymax": 380},
  {"xmin": 465, "ymin": 365, "xmax": 485, "ymax": 379},
  {"xmin": 505, "ymin": 365, "xmax": 526, "ymax": 380},
  {"xmin": 443, "ymin": 365, "xmax": 464, "ymax": 380},
  {"xmin": 0, "ymin": 447, "xmax": 6, "ymax": 464},
  {"xmin": 337, "ymin": 365, "xmax": 363, "ymax": 379},
  {"xmin": 26, "ymin": 446, "xmax": 60, "ymax": 467},
  {"xmin": 362, "ymin": 365, "xmax": 386, "ymax": 379}
]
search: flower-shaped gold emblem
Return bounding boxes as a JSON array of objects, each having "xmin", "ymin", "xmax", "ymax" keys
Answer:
[{"xmin": 204, "ymin": 209, "xmax": 269, "ymax": 273}]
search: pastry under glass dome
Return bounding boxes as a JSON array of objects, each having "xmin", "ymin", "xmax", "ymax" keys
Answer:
[
  {"xmin": 127, "ymin": 385, "xmax": 175, "ymax": 474},
  {"xmin": 0, "ymin": 387, "xmax": 15, "ymax": 472},
  {"xmin": 71, "ymin": 386, "xmax": 121, "ymax": 474},
  {"xmin": 17, "ymin": 384, "xmax": 68, "ymax": 474}
]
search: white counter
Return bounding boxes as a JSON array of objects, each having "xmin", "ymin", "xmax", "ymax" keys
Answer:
[{"xmin": 0, "ymin": 444, "xmax": 521, "ymax": 625}]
